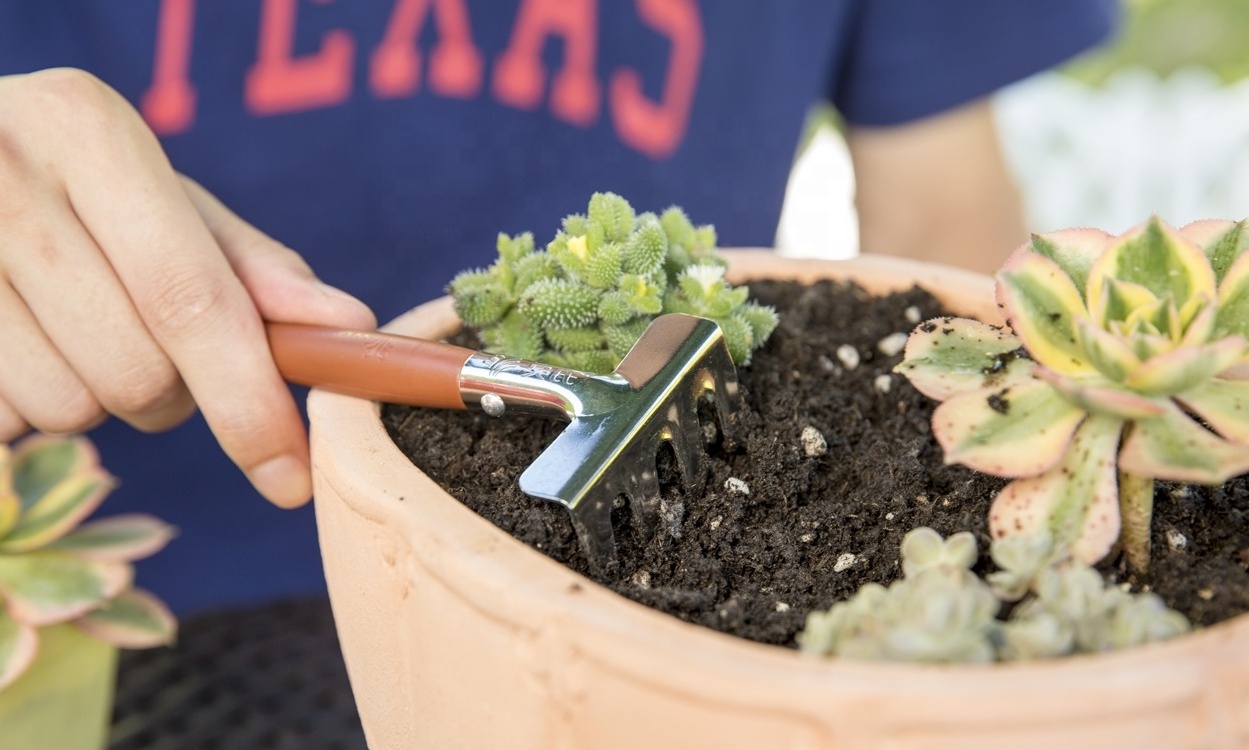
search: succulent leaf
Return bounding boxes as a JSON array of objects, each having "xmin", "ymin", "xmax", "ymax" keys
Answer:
[
  {"xmin": 1119, "ymin": 400, "xmax": 1249, "ymax": 484},
  {"xmin": 1073, "ymin": 316, "xmax": 1141, "ymax": 382},
  {"xmin": 0, "ymin": 553, "xmax": 130, "ymax": 626},
  {"xmin": 0, "ymin": 467, "xmax": 116, "ymax": 553},
  {"xmin": 1186, "ymin": 218, "xmax": 1247, "ymax": 281},
  {"xmin": 900, "ymin": 527, "xmax": 977, "ymax": 577},
  {"xmin": 894, "ymin": 317, "xmax": 1031, "ymax": 401},
  {"xmin": 996, "ymin": 252, "xmax": 1094, "ymax": 375},
  {"xmin": 587, "ymin": 192, "xmax": 635, "ymax": 242},
  {"xmin": 931, "ymin": 380, "xmax": 1084, "ymax": 478},
  {"xmin": 544, "ymin": 326, "xmax": 605, "ymax": 353},
  {"xmin": 1215, "ymin": 248, "xmax": 1249, "ymax": 340},
  {"xmin": 482, "ymin": 309, "xmax": 543, "ymax": 361},
  {"xmin": 1033, "ymin": 369, "xmax": 1165, "ymax": 420},
  {"xmin": 1018, "ymin": 228, "xmax": 1112, "ymax": 295},
  {"xmin": 519, "ymin": 278, "xmax": 600, "ymax": 329},
  {"xmin": 584, "ymin": 241, "xmax": 623, "ymax": 289},
  {"xmin": 1086, "ymin": 217, "xmax": 1216, "ymax": 317},
  {"xmin": 73, "ymin": 588, "xmax": 176, "ymax": 648},
  {"xmin": 623, "ymin": 215, "xmax": 668, "ymax": 276},
  {"xmin": 0, "ymin": 609, "xmax": 37, "ymax": 691},
  {"xmin": 11, "ymin": 435, "xmax": 96, "ymax": 511},
  {"xmin": 1122, "ymin": 336, "xmax": 1245, "ymax": 396},
  {"xmin": 735, "ymin": 303, "xmax": 779, "ymax": 352},
  {"xmin": 46, "ymin": 514, "xmax": 177, "ymax": 562},
  {"xmin": 988, "ymin": 415, "xmax": 1122, "ymax": 564},
  {"xmin": 1175, "ymin": 378, "xmax": 1249, "ymax": 442}
]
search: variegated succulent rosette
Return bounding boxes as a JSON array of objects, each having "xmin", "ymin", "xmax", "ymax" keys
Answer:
[
  {"xmin": 896, "ymin": 217, "xmax": 1249, "ymax": 572},
  {"xmin": 0, "ymin": 434, "xmax": 176, "ymax": 691}
]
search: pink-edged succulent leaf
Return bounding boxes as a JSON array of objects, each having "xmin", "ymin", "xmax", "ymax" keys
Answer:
[
  {"xmin": 1182, "ymin": 218, "xmax": 1247, "ymax": 281},
  {"xmin": 1034, "ymin": 368, "xmax": 1166, "ymax": 420},
  {"xmin": 894, "ymin": 318, "xmax": 1030, "ymax": 401},
  {"xmin": 1087, "ymin": 217, "xmax": 1217, "ymax": 318},
  {"xmin": 1095, "ymin": 277, "xmax": 1160, "ymax": 333},
  {"xmin": 0, "ymin": 466, "xmax": 116, "ymax": 553},
  {"xmin": 0, "ymin": 446, "xmax": 18, "ymax": 540},
  {"xmin": 1215, "ymin": 246, "xmax": 1249, "ymax": 341},
  {"xmin": 74, "ymin": 588, "xmax": 176, "ymax": 649},
  {"xmin": 47, "ymin": 514, "xmax": 176, "ymax": 562},
  {"xmin": 1178, "ymin": 297, "xmax": 1218, "ymax": 348},
  {"xmin": 996, "ymin": 252, "xmax": 1095, "ymax": 376},
  {"xmin": 1119, "ymin": 400, "xmax": 1249, "ymax": 484},
  {"xmin": 989, "ymin": 414, "xmax": 1122, "ymax": 565},
  {"xmin": 931, "ymin": 379, "xmax": 1085, "ymax": 478},
  {"xmin": 1176, "ymin": 378, "xmax": 1249, "ymax": 442},
  {"xmin": 0, "ymin": 552, "xmax": 131, "ymax": 626},
  {"xmin": 1074, "ymin": 316, "xmax": 1141, "ymax": 382},
  {"xmin": 1016, "ymin": 228, "xmax": 1113, "ymax": 297},
  {"xmin": 11, "ymin": 435, "xmax": 100, "ymax": 507},
  {"xmin": 1123, "ymin": 336, "xmax": 1246, "ymax": 397},
  {"xmin": 0, "ymin": 608, "xmax": 38, "ymax": 691}
]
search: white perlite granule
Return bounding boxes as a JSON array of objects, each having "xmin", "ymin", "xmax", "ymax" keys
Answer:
[
  {"xmin": 904, "ymin": 305, "xmax": 922, "ymax": 324},
  {"xmin": 1166, "ymin": 528, "xmax": 1187, "ymax": 551},
  {"xmin": 835, "ymin": 344, "xmax": 860, "ymax": 370},
  {"xmin": 800, "ymin": 425, "xmax": 827, "ymax": 457},
  {"xmin": 724, "ymin": 477, "xmax": 750, "ymax": 496},
  {"xmin": 877, "ymin": 332, "xmax": 908, "ymax": 357},
  {"xmin": 834, "ymin": 553, "xmax": 856, "ymax": 572},
  {"xmin": 873, "ymin": 374, "xmax": 892, "ymax": 394}
]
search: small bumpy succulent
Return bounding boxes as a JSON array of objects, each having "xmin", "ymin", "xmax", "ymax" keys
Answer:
[
  {"xmin": 796, "ymin": 527, "xmax": 1189, "ymax": 664},
  {"xmin": 0, "ymin": 435, "xmax": 176, "ymax": 691},
  {"xmin": 449, "ymin": 192, "xmax": 778, "ymax": 372},
  {"xmin": 895, "ymin": 217, "xmax": 1249, "ymax": 571}
]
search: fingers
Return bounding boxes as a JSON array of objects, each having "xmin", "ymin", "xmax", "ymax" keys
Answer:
[
  {"xmin": 1, "ymin": 194, "xmax": 195, "ymax": 434},
  {"xmin": 0, "ymin": 398, "xmax": 29, "ymax": 443},
  {"xmin": 0, "ymin": 281, "xmax": 105, "ymax": 435},
  {"xmin": 0, "ymin": 69, "xmax": 315, "ymax": 508}
]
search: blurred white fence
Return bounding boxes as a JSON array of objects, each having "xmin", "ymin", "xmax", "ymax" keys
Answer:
[
  {"xmin": 776, "ymin": 67, "xmax": 1249, "ymax": 259},
  {"xmin": 996, "ymin": 67, "xmax": 1249, "ymax": 234}
]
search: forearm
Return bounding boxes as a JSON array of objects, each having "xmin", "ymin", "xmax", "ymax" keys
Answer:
[{"xmin": 847, "ymin": 99, "xmax": 1027, "ymax": 275}]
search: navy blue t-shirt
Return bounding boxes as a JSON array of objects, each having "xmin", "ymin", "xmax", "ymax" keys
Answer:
[{"xmin": 0, "ymin": 1, "xmax": 1116, "ymax": 613}]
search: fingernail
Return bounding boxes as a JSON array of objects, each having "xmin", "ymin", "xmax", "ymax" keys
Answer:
[{"xmin": 250, "ymin": 454, "xmax": 312, "ymax": 509}]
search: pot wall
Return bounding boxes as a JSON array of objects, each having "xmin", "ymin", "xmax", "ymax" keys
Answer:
[{"xmin": 310, "ymin": 251, "xmax": 1249, "ymax": 750}]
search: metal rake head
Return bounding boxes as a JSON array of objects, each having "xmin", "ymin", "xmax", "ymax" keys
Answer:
[{"xmin": 510, "ymin": 314, "xmax": 739, "ymax": 574}]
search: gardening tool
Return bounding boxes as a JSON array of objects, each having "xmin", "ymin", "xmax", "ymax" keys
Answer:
[{"xmin": 267, "ymin": 314, "xmax": 739, "ymax": 573}]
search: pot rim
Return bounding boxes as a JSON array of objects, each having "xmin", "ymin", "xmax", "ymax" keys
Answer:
[{"xmin": 309, "ymin": 250, "xmax": 1249, "ymax": 713}]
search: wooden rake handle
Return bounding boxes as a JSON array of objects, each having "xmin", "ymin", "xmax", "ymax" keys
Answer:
[{"xmin": 266, "ymin": 322, "xmax": 473, "ymax": 410}]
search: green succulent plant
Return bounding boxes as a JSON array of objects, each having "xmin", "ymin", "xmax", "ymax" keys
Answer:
[
  {"xmin": 0, "ymin": 434, "xmax": 176, "ymax": 691},
  {"xmin": 797, "ymin": 527, "xmax": 1189, "ymax": 664},
  {"xmin": 895, "ymin": 217, "xmax": 1249, "ymax": 571},
  {"xmin": 449, "ymin": 192, "xmax": 778, "ymax": 372}
]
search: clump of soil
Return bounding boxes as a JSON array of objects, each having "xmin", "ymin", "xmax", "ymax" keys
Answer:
[{"xmin": 383, "ymin": 279, "xmax": 1249, "ymax": 648}]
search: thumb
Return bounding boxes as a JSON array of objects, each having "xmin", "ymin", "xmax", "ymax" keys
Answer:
[{"xmin": 179, "ymin": 176, "xmax": 377, "ymax": 330}]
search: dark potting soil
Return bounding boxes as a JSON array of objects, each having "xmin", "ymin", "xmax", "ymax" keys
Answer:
[{"xmin": 383, "ymin": 279, "xmax": 1249, "ymax": 648}]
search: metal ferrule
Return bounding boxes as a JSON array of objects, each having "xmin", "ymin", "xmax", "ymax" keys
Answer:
[{"xmin": 458, "ymin": 352, "xmax": 626, "ymax": 421}]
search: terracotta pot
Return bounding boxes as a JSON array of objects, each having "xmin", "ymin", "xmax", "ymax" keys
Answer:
[
  {"xmin": 0, "ymin": 624, "xmax": 117, "ymax": 750},
  {"xmin": 309, "ymin": 251, "xmax": 1249, "ymax": 750}
]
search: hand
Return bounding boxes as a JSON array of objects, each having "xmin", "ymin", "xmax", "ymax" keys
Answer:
[{"xmin": 0, "ymin": 68, "xmax": 376, "ymax": 508}]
